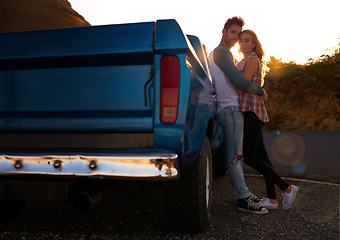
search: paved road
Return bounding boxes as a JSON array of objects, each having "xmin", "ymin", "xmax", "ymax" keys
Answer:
[{"xmin": 243, "ymin": 131, "xmax": 340, "ymax": 182}]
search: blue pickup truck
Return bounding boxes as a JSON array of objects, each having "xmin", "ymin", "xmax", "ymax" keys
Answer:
[{"xmin": 0, "ymin": 19, "xmax": 226, "ymax": 232}]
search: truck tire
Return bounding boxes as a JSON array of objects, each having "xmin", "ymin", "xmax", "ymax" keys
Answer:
[
  {"xmin": 164, "ymin": 136, "xmax": 212, "ymax": 233},
  {"xmin": 212, "ymin": 140, "xmax": 228, "ymax": 177},
  {"xmin": 0, "ymin": 199, "xmax": 27, "ymax": 224}
]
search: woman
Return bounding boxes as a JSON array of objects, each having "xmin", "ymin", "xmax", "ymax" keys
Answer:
[{"xmin": 236, "ymin": 30, "xmax": 298, "ymax": 210}]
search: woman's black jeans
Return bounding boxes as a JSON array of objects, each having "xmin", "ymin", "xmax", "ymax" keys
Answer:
[{"xmin": 243, "ymin": 111, "xmax": 289, "ymax": 199}]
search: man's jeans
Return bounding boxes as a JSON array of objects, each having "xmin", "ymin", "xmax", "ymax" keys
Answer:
[{"xmin": 217, "ymin": 106, "xmax": 249, "ymax": 199}]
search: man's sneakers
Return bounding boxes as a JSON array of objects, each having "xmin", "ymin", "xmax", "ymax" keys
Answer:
[
  {"xmin": 258, "ymin": 197, "xmax": 279, "ymax": 210},
  {"xmin": 237, "ymin": 196, "xmax": 268, "ymax": 215},
  {"xmin": 249, "ymin": 192, "xmax": 262, "ymax": 203},
  {"xmin": 282, "ymin": 185, "xmax": 299, "ymax": 210}
]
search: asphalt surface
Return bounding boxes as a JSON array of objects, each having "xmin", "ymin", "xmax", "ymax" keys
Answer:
[{"xmin": 243, "ymin": 131, "xmax": 340, "ymax": 183}]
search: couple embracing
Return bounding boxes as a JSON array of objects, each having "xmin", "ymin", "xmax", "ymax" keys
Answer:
[{"xmin": 208, "ymin": 16, "xmax": 298, "ymax": 214}]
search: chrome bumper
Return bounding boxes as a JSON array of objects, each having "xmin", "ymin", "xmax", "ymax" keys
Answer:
[{"xmin": 0, "ymin": 153, "xmax": 178, "ymax": 179}]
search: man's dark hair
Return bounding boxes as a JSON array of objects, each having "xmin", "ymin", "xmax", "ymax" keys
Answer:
[{"xmin": 224, "ymin": 16, "xmax": 244, "ymax": 31}]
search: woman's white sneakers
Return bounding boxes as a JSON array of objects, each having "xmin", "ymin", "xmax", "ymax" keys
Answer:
[
  {"xmin": 258, "ymin": 197, "xmax": 279, "ymax": 209},
  {"xmin": 258, "ymin": 185, "xmax": 299, "ymax": 211},
  {"xmin": 282, "ymin": 185, "xmax": 299, "ymax": 210}
]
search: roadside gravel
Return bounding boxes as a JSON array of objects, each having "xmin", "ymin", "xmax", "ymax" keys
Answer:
[{"xmin": 0, "ymin": 175, "xmax": 338, "ymax": 240}]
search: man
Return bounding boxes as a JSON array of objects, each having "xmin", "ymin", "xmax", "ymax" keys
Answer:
[{"xmin": 209, "ymin": 16, "xmax": 268, "ymax": 214}]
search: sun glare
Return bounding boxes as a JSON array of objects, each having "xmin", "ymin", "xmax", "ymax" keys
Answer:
[{"xmin": 230, "ymin": 43, "xmax": 243, "ymax": 63}]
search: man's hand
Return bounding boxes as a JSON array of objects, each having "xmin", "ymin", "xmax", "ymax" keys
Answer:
[{"xmin": 236, "ymin": 89, "xmax": 244, "ymax": 95}]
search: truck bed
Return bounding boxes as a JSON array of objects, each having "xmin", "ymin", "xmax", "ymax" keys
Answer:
[{"xmin": 0, "ymin": 22, "xmax": 155, "ymax": 133}]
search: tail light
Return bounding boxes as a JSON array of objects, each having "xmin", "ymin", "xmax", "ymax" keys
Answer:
[{"xmin": 160, "ymin": 56, "xmax": 180, "ymax": 124}]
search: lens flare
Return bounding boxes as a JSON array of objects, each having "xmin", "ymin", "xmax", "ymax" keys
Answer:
[
  {"xmin": 271, "ymin": 133, "xmax": 305, "ymax": 167},
  {"xmin": 293, "ymin": 160, "xmax": 306, "ymax": 175}
]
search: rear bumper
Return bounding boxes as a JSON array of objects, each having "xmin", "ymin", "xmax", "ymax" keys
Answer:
[{"xmin": 0, "ymin": 152, "xmax": 178, "ymax": 179}]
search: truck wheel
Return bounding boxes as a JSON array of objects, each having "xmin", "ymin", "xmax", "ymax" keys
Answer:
[
  {"xmin": 212, "ymin": 140, "xmax": 228, "ymax": 177},
  {"xmin": 0, "ymin": 199, "xmax": 27, "ymax": 224},
  {"xmin": 164, "ymin": 136, "xmax": 212, "ymax": 233}
]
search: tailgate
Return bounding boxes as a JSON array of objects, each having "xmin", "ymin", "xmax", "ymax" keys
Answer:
[{"xmin": 0, "ymin": 22, "xmax": 155, "ymax": 132}]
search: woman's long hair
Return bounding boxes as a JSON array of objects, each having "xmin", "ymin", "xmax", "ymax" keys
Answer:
[{"xmin": 240, "ymin": 30, "xmax": 269, "ymax": 79}]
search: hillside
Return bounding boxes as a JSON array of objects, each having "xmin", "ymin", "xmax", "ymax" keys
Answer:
[
  {"xmin": 263, "ymin": 54, "xmax": 340, "ymax": 131},
  {"xmin": 0, "ymin": 0, "xmax": 90, "ymax": 32}
]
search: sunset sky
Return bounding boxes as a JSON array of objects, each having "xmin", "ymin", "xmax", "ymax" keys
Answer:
[{"xmin": 68, "ymin": 0, "xmax": 340, "ymax": 64}]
